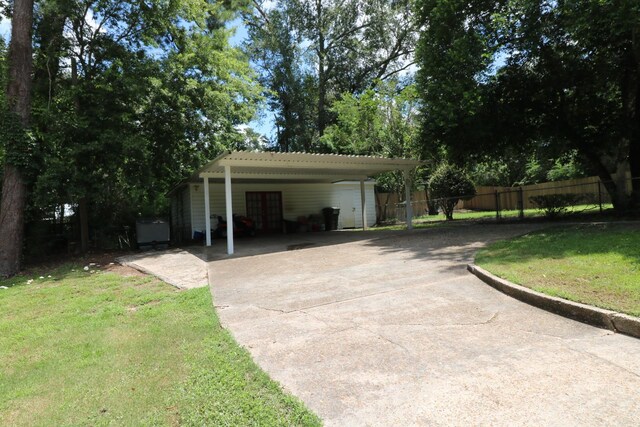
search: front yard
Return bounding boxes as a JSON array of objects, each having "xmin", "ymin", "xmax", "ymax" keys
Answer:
[
  {"xmin": 475, "ymin": 223, "xmax": 640, "ymax": 317},
  {"xmin": 0, "ymin": 263, "xmax": 320, "ymax": 426}
]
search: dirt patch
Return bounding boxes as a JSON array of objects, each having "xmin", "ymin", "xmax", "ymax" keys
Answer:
[
  {"xmin": 103, "ymin": 263, "xmax": 147, "ymax": 277},
  {"xmin": 1, "ymin": 395, "xmax": 52, "ymax": 426},
  {"xmin": 21, "ymin": 250, "xmax": 140, "ymax": 277},
  {"xmin": 127, "ymin": 300, "xmax": 161, "ymax": 312}
]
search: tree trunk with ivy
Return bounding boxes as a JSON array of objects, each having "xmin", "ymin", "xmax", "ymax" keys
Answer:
[{"xmin": 0, "ymin": 0, "xmax": 34, "ymax": 278}]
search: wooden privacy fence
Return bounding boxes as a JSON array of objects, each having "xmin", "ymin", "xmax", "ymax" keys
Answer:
[
  {"xmin": 375, "ymin": 191, "xmax": 429, "ymax": 221},
  {"xmin": 462, "ymin": 176, "xmax": 608, "ymax": 211},
  {"xmin": 375, "ymin": 174, "xmax": 635, "ymax": 221}
]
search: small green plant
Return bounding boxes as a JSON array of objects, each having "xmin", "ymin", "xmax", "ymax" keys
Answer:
[
  {"xmin": 428, "ymin": 163, "xmax": 476, "ymax": 220},
  {"xmin": 529, "ymin": 194, "xmax": 584, "ymax": 218}
]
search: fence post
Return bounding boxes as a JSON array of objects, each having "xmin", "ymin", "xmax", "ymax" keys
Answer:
[
  {"xmin": 495, "ymin": 190, "xmax": 501, "ymax": 221},
  {"xmin": 518, "ymin": 187, "xmax": 524, "ymax": 219},
  {"xmin": 597, "ymin": 180, "xmax": 603, "ymax": 213}
]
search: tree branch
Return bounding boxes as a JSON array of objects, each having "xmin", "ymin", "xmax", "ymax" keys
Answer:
[
  {"xmin": 379, "ymin": 60, "xmax": 417, "ymax": 81},
  {"xmin": 251, "ymin": 0, "xmax": 270, "ymax": 24},
  {"xmin": 326, "ymin": 21, "xmax": 372, "ymax": 51}
]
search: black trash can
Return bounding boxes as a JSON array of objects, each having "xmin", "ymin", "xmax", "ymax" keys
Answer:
[{"xmin": 322, "ymin": 207, "xmax": 340, "ymax": 231}]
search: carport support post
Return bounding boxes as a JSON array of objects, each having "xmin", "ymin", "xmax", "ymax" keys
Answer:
[
  {"xmin": 360, "ymin": 178, "xmax": 367, "ymax": 231},
  {"xmin": 204, "ymin": 177, "xmax": 211, "ymax": 246},
  {"xmin": 224, "ymin": 165, "xmax": 234, "ymax": 255},
  {"xmin": 404, "ymin": 170, "xmax": 413, "ymax": 230}
]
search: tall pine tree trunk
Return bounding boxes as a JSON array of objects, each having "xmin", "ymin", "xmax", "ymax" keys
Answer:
[
  {"xmin": 0, "ymin": 0, "xmax": 34, "ymax": 278},
  {"xmin": 316, "ymin": 0, "xmax": 326, "ymax": 139},
  {"xmin": 69, "ymin": 56, "xmax": 90, "ymax": 253}
]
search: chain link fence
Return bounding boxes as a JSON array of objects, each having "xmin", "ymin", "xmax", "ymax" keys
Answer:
[{"xmin": 378, "ymin": 176, "xmax": 639, "ymax": 224}]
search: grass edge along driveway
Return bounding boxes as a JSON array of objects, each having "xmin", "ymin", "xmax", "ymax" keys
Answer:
[
  {"xmin": 475, "ymin": 223, "xmax": 640, "ymax": 317},
  {"xmin": 0, "ymin": 265, "xmax": 320, "ymax": 426}
]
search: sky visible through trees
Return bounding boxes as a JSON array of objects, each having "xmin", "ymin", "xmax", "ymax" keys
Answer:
[{"xmin": 227, "ymin": 17, "xmax": 274, "ymax": 138}]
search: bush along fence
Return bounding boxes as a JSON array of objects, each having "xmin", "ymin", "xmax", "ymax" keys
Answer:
[{"xmin": 376, "ymin": 175, "xmax": 639, "ymax": 223}]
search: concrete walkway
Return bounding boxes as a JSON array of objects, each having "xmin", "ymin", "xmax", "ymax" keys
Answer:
[
  {"xmin": 207, "ymin": 224, "xmax": 640, "ymax": 426},
  {"xmin": 118, "ymin": 249, "xmax": 208, "ymax": 289}
]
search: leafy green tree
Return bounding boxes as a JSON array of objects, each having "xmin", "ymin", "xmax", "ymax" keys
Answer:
[
  {"xmin": 27, "ymin": 0, "xmax": 261, "ymax": 253},
  {"xmin": 468, "ymin": 156, "xmax": 525, "ymax": 187},
  {"xmin": 415, "ymin": 0, "xmax": 640, "ymax": 210},
  {"xmin": 546, "ymin": 152, "xmax": 587, "ymax": 183},
  {"xmin": 322, "ymin": 80, "xmax": 422, "ymax": 155},
  {"xmin": 469, "ymin": 149, "xmax": 587, "ymax": 187},
  {"xmin": 245, "ymin": 7, "xmax": 318, "ymax": 151},
  {"xmin": 321, "ymin": 80, "xmax": 429, "ymax": 219},
  {"xmin": 246, "ymin": 0, "xmax": 417, "ymax": 150},
  {"xmin": 428, "ymin": 163, "xmax": 476, "ymax": 220},
  {"xmin": 322, "ymin": 79, "xmax": 423, "ymax": 187}
]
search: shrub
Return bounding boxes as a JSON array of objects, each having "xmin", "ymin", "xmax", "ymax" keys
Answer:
[
  {"xmin": 529, "ymin": 194, "xmax": 584, "ymax": 218},
  {"xmin": 428, "ymin": 164, "xmax": 476, "ymax": 220}
]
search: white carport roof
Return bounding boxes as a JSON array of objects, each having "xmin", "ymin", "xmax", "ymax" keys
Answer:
[
  {"xmin": 194, "ymin": 151, "xmax": 423, "ymax": 255},
  {"xmin": 196, "ymin": 151, "xmax": 423, "ymax": 183}
]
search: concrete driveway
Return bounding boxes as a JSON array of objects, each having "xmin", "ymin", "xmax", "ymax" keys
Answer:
[{"xmin": 207, "ymin": 224, "xmax": 640, "ymax": 426}]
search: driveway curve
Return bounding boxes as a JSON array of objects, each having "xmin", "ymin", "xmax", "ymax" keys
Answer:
[{"xmin": 208, "ymin": 224, "xmax": 640, "ymax": 426}]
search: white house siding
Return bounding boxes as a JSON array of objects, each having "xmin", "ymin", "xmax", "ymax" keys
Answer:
[{"xmin": 189, "ymin": 182, "xmax": 376, "ymax": 236}]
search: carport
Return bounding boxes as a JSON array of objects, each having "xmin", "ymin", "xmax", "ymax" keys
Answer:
[{"xmin": 196, "ymin": 151, "xmax": 422, "ymax": 255}]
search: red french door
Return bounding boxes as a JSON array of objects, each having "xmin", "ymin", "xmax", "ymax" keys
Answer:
[{"xmin": 246, "ymin": 192, "xmax": 283, "ymax": 233}]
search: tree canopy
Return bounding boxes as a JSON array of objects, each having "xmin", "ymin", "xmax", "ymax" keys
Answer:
[
  {"xmin": 416, "ymin": 0, "xmax": 640, "ymax": 210},
  {"xmin": 246, "ymin": 0, "xmax": 417, "ymax": 152},
  {"xmin": 1, "ymin": 0, "xmax": 263, "ymax": 264},
  {"xmin": 320, "ymin": 79, "xmax": 426, "ymax": 194}
]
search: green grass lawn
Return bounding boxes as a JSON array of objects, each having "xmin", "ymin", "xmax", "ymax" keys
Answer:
[
  {"xmin": 417, "ymin": 203, "xmax": 612, "ymax": 221},
  {"xmin": 475, "ymin": 224, "xmax": 640, "ymax": 317},
  {"xmin": 367, "ymin": 221, "xmax": 445, "ymax": 232},
  {"xmin": 371, "ymin": 203, "xmax": 613, "ymax": 231},
  {"xmin": 0, "ymin": 265, "xmax": 320, "ymax": 426}
]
